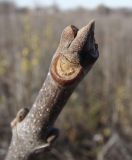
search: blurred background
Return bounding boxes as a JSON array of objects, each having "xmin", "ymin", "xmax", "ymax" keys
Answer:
[{"xmin": 0, "ymin": 0, "xmax": 132, "ymax": 160}]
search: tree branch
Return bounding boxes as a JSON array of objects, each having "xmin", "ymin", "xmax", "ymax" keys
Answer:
[{"xmin": 5, "ymin": 20, "xmax": 99, "ymax": 160}]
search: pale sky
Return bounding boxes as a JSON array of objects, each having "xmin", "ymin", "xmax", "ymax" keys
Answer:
[{"xmin": 13, "ymin": 0, "xmax": 132, "ymax": 9}]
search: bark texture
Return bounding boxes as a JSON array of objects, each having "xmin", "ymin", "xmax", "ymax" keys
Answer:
[{"xmin": 5, "ymin": 20, "xmax": 99, "ymax": 160}]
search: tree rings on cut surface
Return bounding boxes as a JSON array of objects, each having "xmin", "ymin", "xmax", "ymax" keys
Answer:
[{"xmin": 50, "ymin": 54, "xmax": 82, "ymax": 86}]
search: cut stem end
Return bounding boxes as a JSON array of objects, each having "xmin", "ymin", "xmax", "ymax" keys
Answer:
[{"xmin": 51, "ymin": 55, "xmax": 82, "ymax": 86}]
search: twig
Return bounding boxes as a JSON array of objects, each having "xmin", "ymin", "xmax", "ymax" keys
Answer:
[{"xmin": 5, "ymin": 20, "xmax": 99, "ymax": 160}]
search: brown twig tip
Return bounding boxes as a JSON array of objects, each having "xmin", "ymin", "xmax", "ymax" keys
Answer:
[
  {"xmin": 63, "ymin": 25, "xmax": 78, "ymax": 38},
  {"xmin": 60, "ymin": 25, "xmax": 78, "ymax": 48},
  {"xmin": 51, "ymin": 20, "xmax": 99, "ymax": 86},
  {"xmin": 79, "ymin": 19, "xmax": 95, "ymax": 35},
  {"xmin": 88, "ymin": 19, "xmax": 95, "ymax": 32},
  {"xmin": 70, "ymin": 20, "xmax": 96, "ymax": 53}
]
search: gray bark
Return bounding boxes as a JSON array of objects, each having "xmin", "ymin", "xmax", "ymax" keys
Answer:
[{"xmin": 5, "ymin": 20, "xmax": 99, "ymax": 160}]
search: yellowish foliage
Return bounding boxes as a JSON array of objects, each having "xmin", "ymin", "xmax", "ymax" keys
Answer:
[
  {"xmin": 21, "ymin": 59, "xmax": 31, "ymax": 73},
  {"xmin": 22, "ymin": 48, "xmax": 29, "ymax": 57},
  {"xmin": 0, "ymin": 58, "xmax": 8, "ymax": 75}
]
